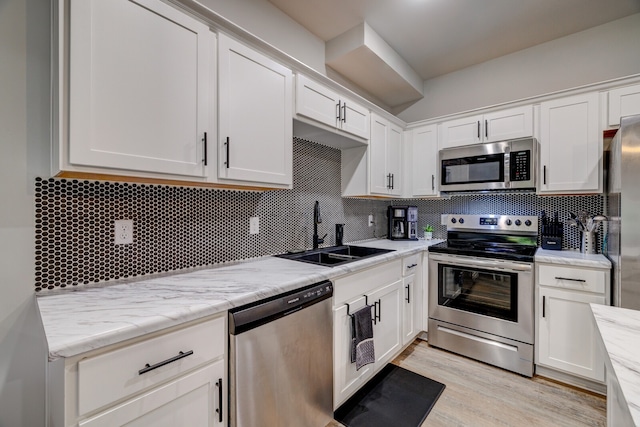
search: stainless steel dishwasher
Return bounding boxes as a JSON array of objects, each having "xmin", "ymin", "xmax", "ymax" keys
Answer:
[{"xmin": 229, "ymin": 280, "xmax": 333, "ymax": 427}]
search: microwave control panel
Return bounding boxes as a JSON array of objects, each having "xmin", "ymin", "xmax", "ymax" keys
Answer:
[{"xmin": 510, "ymin": 150, "xmax": 531, "ymax": 182}]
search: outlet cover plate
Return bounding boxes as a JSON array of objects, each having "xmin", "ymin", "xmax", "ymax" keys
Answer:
[
  {"xmin": 114, "ymin": 219, "xmax": 133, "ymax": 244},
  {"xmin": 249, "ymin": 217, "xmax": 260, "ymax": 234}
]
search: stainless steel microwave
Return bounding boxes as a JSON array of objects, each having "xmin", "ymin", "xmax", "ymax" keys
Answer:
[{"xmin": 439, "ymin": 138, "xmax": 538, "ymax": 193}]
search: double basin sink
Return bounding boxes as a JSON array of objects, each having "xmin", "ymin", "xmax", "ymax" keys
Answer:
[{"xmin": 276, "ymin": 245, "xmax": 393, "ymax": 267}]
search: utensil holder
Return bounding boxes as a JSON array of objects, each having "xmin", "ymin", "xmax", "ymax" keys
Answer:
[{"xmin": 581, "ymin": 231, "xmax": 597, "ymax": 254}]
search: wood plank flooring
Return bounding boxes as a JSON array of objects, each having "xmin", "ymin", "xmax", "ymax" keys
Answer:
[{"xmin": 330, "ymin": 340, "xmax": 606, "ymax": 427}]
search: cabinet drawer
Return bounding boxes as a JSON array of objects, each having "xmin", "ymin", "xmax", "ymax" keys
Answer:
[
  {"xmin": 402, "ymin": 254, "xmax": 419, "ymax": 276},
  {"xmin": 78, "ymin": 315, "xmax": 225, "ymax": 416},
  {"xmin": 538, "ymin": 264, "xmax": 606, "ymax": 293},
  {"xmin": 334, "ymin": 259, "xmax": 401, "ymax": 305}
]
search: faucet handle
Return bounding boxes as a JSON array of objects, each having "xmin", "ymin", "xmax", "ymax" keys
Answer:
[{"xmin": 318, "ymin": 233, "xmax": 327, "ymax": 245}]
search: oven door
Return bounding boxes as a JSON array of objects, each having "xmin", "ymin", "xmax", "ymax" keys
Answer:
[{"xmin": 428, "ymin": 253, "xmax": 534, "ymax": 344}]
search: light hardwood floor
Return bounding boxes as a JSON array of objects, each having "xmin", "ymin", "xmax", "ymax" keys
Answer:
[{"xmin": 331, "ymin": 340, "xmax": 606, "ymax": 427}]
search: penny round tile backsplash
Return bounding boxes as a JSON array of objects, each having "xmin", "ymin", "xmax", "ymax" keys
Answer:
[{"xmin": 34, "ymin": 138, "xmax": 605, "ymax": 292}]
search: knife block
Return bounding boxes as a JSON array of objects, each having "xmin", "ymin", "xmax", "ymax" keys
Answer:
[{"xmin": 541, "ymin": 232, "xmax": 563, "ymax": 250}]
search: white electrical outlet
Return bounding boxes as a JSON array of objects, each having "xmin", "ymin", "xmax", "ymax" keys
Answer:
[
  {"xmin": 249, "ymin": 216, "xmax": 260, "ymax": 234},
  {"xmin": 441, "ymin": 214, "xmax": 449, "ymax": 225},
  {"xmin": 368, "ymin": 214, "xmax": 374, "ymax": 227},
  {"xmin": 114, "ymin": 219, "xmax": 134, "ymax": 244}
]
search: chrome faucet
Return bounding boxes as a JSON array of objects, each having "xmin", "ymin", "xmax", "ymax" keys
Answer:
[{"xmin": 313, "ymin": 201, "xmax": 327, "ymax": 249}]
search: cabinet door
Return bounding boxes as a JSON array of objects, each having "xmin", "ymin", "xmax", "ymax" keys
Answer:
[
  {"xmin": 608, "ymin": 84, "xmax": 640, "ymax": 127},
  {"xmin": 439, "ymin": 114, "xmax": 483, "ymax": 149},
  {"xmin": 539, "ymin": 93, "xmax": 601, "ymax": 193},
  {"xmin": 537, "ymin": 287, "xmax": 605, "ymax": 382},
  {"xmin": 369, "ymin": 114, "xmax": 390, "ymax": 195},
  {"xmin": 387, "ymin": 124, "xmax": 403, "ymax": 196},
  {"xmin": 295, "ymin": 74, "xmax": 340, "ymax": 129},
  {"xmin": 402, "ymin": 274, "xmax": 416, "ymax": 346},
  {"xmin": 411, "ymin": 124, "xmax": 438, "ymax": 197},
  {"xmin": 69, "ymin": 0, "xmax": 210, "ymax": 177},
  {"xmin": 340, "ymin": 97, "xmax": 370, "ymax": 140},
  {"xmin": 80, "ymin": 361, "xmax": 224, "ymax": 427},
  {"xmin": 484, "ymin": 105, "xmax": 533, "ymax": 143},
  {"xmin": 333, "ymin": 297, "xmax": 374, "ymax": 408},
  {"xmin": 368, "ymin": 279, "xmax": 402, "ymax": 370},
  {"xmin": 218, "ymin": 34, "xmax": 293, "ymax": 186}
]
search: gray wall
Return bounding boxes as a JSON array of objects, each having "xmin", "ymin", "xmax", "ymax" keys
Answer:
[
  {"xmin": 197, "ymin": 0, "xmax": 326, "ymax": 73},
  {"xmin": 0, "ymin": 0, "xmax": 50, "ymax": 425},
  {"xmin": 397, "ymin": 13, "xmax": 640, "ymax": 121}
]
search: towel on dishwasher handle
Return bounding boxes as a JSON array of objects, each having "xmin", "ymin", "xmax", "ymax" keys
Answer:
[{"xmin": 350, "ymin": 305, "xmax": 375, "ymax": 370}]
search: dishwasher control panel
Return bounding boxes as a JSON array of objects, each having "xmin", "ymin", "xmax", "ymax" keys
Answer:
[{"xmin": 230, "ymin": 280, "xmax": 333, "ymax": 335}]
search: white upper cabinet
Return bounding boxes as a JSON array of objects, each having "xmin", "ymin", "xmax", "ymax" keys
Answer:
[
  {"xmin": 217, "ymin": 34, "xmax": 293, "ymax": 187},
  {"xmin": 439, "ymin": 106, "xmax": 533, "ymax": 149},
  {"xmin": 68, "ymin": 0, "xmax": 211, "ymax": 177},
  {"xmin": 369, "ymin": 113, "xmax": 402, "ymax": 196},
  {"xmin": 408, "ymin": 124, "xmax": 438, "ymax": 197},
  {"xmin": 607, "ymin": 84, "xmax": 640, "ymax": 127},
  {"xmin": 538, "ymin": 92, "xmax": 601, "ymax": 194},
  {"xmin": 296, "ymin": 75, "xmax": 370, "ymax": 140}
]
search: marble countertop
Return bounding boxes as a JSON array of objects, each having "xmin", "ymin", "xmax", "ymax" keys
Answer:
[
  {"xmin": 535, "ymin": 248, "xmax": 611, "ymax": 269},
  {"xmin": 37, "ymin": 239, "xmax": 443, "ymax": 361},
  {"xmin": 591, "ymin": 304, "xmax": 640, "ymax": 425}
]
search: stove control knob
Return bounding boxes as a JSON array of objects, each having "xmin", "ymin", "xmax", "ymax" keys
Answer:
[
  {"xmin": 525, "ymin": 219, "xmax": 532, "ymax": 227},
  {"xmin": 458, "ymin": 218, "xmax": 465, "ymax": 224},
  {"xmin": 515, "ymin": 219, "xmax": 522, "ymax": 226},
  {"xmin": 451, "ymin": 218, "xmax": 457, "ymax": 224},
  {"xmin": 505, "ymin": 219, "xmax": 512, "ymax": 226}
]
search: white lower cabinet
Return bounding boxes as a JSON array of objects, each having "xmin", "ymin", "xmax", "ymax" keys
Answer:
[
  {"xmin": 79, "ymin": 362, "xmax": 223, "ymax": 427},
  {"xmin": 48, "ymin": 315, "xmax": 226, "ymax": 427},
  {"xmin": 333, "ymin": 259, "xmax": 403, "ymax": 408},
  {"xmin": 369, "ymin": 280, "xmax": 403, "ymax": 370},
  {"xmin": 536, "ymin": 263, "xmax": 610, "ymax": 386},
  {"xmin": 401, "ymin": 254, "xmax": 422, "ymax": 345}
]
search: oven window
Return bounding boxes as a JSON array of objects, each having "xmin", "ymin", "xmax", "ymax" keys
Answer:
[
  {"xmin": 442, "ymin": 153, "xmax": 504, "ymax": 184},
  {"xmin": 438, "ymin": 264, "xmax": 518, "ymax": 322}
]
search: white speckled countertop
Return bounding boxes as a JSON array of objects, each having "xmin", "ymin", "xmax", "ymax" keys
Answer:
[
  {"xmin": 37, "ymin": 239, "xmax": 443, "ymax": 361},
  {"xmin": 591, "ymin": 304, "xmax": 640, "ymax": 425},
  {"xmin": 535, "ymin": 248, "xmax": 611, "ymax": 269}
]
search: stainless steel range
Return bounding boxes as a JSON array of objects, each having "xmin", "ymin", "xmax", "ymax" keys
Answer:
[{"xmin": 428, "ymin": 214, "xmax": 538, "ymax": 377}]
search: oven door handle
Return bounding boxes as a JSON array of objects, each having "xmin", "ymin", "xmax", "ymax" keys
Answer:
[{"xmin": 429, "ymin": 255, "xmax": 532, "ymax": 272}]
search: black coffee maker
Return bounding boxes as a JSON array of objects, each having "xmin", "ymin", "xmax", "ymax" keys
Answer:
[{"xmin": 387, "ymin": 205, "xmax": 418, "ymax": 240}]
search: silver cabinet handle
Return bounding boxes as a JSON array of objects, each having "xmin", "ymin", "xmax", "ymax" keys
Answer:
[
  {"xmin": 485, "ymin": 119, "xmax": 488, "ymax": 138},
  {"xmin": 431, "ymin": 174, "xmax": 435, "ymax": 191}
]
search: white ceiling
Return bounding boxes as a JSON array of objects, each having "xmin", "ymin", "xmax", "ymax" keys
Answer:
[{"xmin": 268, "ymin": 0, "xmax": 640, "ymax": 80}]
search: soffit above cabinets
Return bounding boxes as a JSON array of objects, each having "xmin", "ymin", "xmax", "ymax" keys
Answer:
[{"xmin": 325, "ymin": 22, "xmax": 423, "ymax": 108}]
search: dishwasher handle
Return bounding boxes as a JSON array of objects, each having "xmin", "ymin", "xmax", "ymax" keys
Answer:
[{"xmin": 229, "ymin": 280, "xmax": 333, "ymax": 335}]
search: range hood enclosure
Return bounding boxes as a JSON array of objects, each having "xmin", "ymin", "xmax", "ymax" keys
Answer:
[{"xmin": 325, "ymin": 22, "xmax": 424, "ymax": 108}]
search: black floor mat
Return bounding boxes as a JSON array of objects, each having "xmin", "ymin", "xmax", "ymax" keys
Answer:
[{"xmin": 334, "ymin": 364, "xmax": 446, "ymax": 427}]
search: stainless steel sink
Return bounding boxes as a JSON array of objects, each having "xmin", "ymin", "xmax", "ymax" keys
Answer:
[{"xmin": 276, "ymin": 245, "xmax": 393, "ymax": 267}]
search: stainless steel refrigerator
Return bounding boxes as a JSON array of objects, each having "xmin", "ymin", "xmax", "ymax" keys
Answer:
[{"xmin": 608, "ymin": 114, "xmax": 640, "ymax": 309}]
